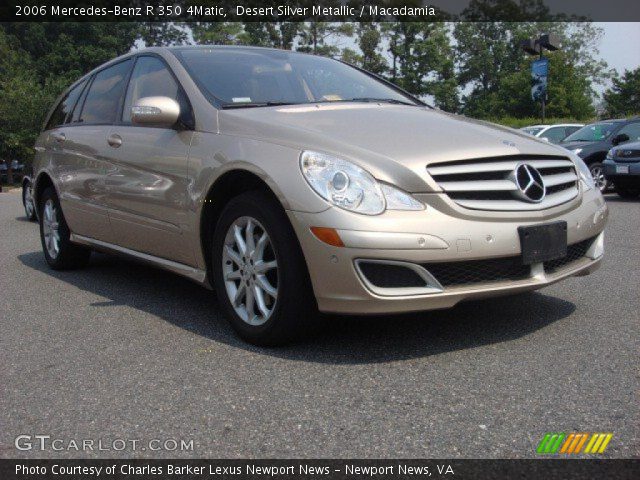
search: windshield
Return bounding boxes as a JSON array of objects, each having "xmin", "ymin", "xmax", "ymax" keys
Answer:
[
  {"xmin": 563, "ymin": 122, "xmax": 619, "ymax": 142},
  {"xmin": 521, "ymin": 127, "xmax": 544, "ymax": 135},
  {"xmin": 174, "ymin": 48, "xmax": 419, "ymax": 108}
]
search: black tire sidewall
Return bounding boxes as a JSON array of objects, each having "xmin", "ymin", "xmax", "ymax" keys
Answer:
[{"xmin": 211, "ymin": 191, "xmax": 315, "ymax": 345}]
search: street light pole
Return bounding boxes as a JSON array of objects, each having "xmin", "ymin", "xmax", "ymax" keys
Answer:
[
  {"xmin": 521, "ymin": 33, "xmax": 560, "ymax": 124},
  {"xmin": 540, "ymin": 48, "xmax": 545, "ymax": 124}
]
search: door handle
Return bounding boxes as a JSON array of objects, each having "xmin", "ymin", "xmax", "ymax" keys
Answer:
[
  {"xmin": 107, "ymin": 133, "xmax": 122, "ymax": 148},
  {"xmin": 51, "ymin": 132, "xmax": 65, "ymax": 143}
]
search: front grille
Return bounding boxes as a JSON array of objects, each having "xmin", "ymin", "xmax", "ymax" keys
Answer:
[
  {"xmin": 427, "ymin": 155, "xmax": 579, "ymax": 211},
  {"xmin": 419, "ymin": 236, "xmax": 595, "ymax": 288},
  {"xmin": 421, "ymin": 257, "xmax": 531, "ymax": 287},
  {"xmin": 544, "ymin": 237, "xmax": 594, "ymax": 273}
]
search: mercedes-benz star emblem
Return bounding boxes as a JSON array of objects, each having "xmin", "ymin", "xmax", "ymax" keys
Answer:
[{"xmin": 512, "ymin": 163, "xmax": 546, "ymax": 203}]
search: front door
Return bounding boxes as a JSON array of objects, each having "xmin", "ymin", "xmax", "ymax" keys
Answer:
[{"xmin": 102, "ymin": 55, "xmax": 195, "ymax": 266}]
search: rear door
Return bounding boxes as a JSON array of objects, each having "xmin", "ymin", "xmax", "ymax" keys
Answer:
[
  {"xmin": 55, "ymin": 59, "xmax": 133, "ymax": 243},
  {"xmin": 101, "ymin": 55, "xmax": 195, "ymax": 265}
]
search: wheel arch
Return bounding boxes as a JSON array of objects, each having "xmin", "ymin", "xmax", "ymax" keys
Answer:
[
  {"xmin": 199, "ymin": 169, "xmax": 290, "ymax": 276},
  {"xmin": 583, "ymin": 150, "xmax": 607, "ymax": 165},
  {"xmin": 32, "ymin": 171, "xmax": 57, "ymax": 217}
]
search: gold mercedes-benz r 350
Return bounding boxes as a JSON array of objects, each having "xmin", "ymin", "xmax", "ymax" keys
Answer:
[{"xmin": 32, "ymin": 46, "xmax": 607, "ymax": 345}]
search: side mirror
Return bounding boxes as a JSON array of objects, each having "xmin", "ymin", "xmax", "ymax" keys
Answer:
[
  {"xmin": 612, "ymin": 133, "xmax": 629, "ymax": 146},
  {"xmin": 131, "ymin": 96, "xmax": 180, "ymax": 127}
]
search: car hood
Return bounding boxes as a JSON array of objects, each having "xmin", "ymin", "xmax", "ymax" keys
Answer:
[
  {"xmin": 560, "ymin": 140, "xmax": 599, "ymax": 151},
  {"xmin": 219, "ymin": 103, "xmax": 570, "ymax": 192}
]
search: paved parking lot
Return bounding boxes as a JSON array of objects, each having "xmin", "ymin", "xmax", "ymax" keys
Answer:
[{"xmin": 0, "ymin": 190, "xmax": 638, "ymax": 459}]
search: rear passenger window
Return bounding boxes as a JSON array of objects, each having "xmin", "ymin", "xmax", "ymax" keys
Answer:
[
  {"xmin": 121, "ymin": 56, "xmax": 180, "ymax": 122},
  {"xmin": 79, "ymin": 60, "xmax": 132, "ymax": 124},
  {"xmin": 45, "ymin": 79, "xmax": 87, "ymax": 130}
]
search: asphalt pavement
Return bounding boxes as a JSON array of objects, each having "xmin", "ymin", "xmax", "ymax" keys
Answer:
[{"xmin": 0, "ymin": 189, "xmax": 638, "ymax": 459}]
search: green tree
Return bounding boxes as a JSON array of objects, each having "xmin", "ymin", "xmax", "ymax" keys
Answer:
[
  {"xmin": 297, "ymin": 22, "xmax": 354, "ymax": 56},
  {"xmin": 138, "ymin": 22, "xmax": 189, "ymax": 46},
  {"xmin": 354, "ymin": 23, "xmax": 387, "ymax": 75},
  {"xmin": 382, "ymin": 22, "xmax": 459, "ymax": 111},
  {"xmin": 2, "ymin": 23, "xmax": 139, "ymax": 82},
  {"xmin": 603, "ymin": 68, "xmax": 640, "ymax": 117},
  {"xmin": 496, "ymin": 52, "xmax": 595, "ymax": 119},
  {"xmin": 192, "ymin": 22, "xmax": 248, "ymax": 45}
]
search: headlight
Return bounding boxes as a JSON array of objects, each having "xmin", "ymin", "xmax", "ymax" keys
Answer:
[
  {"xmin": 300, "ymin": 151, "xmax": 424, "ymax": 215},
  {"xmin": 573, "ymin": 155, "xmax": 595, "ymax": 191}
]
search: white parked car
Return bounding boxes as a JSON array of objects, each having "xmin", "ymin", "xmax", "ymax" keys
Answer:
[{"xmin": 520, "ymin": 124, "xmax": 583, "ymax": 144}]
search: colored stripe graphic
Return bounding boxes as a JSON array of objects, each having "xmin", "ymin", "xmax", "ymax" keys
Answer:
[
  {"xmin": 536, "ymin": 433, "xmax": 565, "ymax": 454},
  {"xmin": 584, "ymin": 433, "xmax": 613, "ymax": 454},
  {"xmin": 560, "ymin": 433, "xmax": 589, "ymax": 454},
  {"xmin": 539, "ymin": 433, "xmax": 613, "ymax": 454}
]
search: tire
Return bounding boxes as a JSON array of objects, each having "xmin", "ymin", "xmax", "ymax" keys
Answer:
[
  {"xmin": 589, "ymin": 162, "xmax": 609, "ymax": 192},
  {"xmin": 38, "ymin": 187, "xmax": 91, "ymax": 270},
  {"xmin": 212, "ymin": 190, "xmax": 317, "ymax": 346},
  {"xmin": 22, "ymin": 180, "xmax": 37, "ymax": 221},
  {"xmin": 614, "ymin": 184, "xmax": 640, "ymax": 199}
]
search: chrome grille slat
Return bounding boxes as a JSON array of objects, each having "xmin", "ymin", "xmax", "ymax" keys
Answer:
[
  {"xmin": 427, "ymin": 155, "xmax": 579, "ymax": 211},
  {"xmin": 455, "ymin": 188, "xmax": 578, "ymax": 211},
  {"xmin": 544, "ymin": 172, "xmax": 578, "ymax": 187},
  {"xmin": 439, "ymin": 179, "xmax": 518, "ymax": 192}
]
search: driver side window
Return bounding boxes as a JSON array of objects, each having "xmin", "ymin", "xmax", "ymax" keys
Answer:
[
  {"xmin": 122, "ymin": 56, "xmax": 179, "ymax": 123},
  {"xmin": 616, "ymin": 123, "xmax": 640, "ymax": 143}
]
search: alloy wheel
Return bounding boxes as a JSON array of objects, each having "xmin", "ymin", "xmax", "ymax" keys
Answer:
[
  {"xmin": 590, "ymin": 165, "xmax": 607, "ymax": 192},
  {"xmin": 24, "ymin": 186, "xmax": 35, "ymax": 218},
  {"xmin": 222, "ymin": 216, "xmax": 279, "ymax": 326},
  {"xmin": 42, "ymin": 199, "xmax": 60, "ymax": 259}
]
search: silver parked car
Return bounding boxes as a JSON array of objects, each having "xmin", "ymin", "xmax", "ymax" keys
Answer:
[{"xmin": 32, "ymin": 46, "xmax": 607, "ymax": 345}]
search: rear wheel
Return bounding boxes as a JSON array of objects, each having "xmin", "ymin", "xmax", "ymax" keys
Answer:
[
  {"xmin": 22, "ymin": 180, "xmax": 36, "ymax": 221},
  {"xmin": 212, "ymin": 190, "xmax": 316, "ymax": 346},
  {"xmin": 589, "ymin": 162, "xmax": 609, "ymax": 192},
  {"xmin": 614, "ymin": 183, "xmax": 640, "ymax": 199},
  {"xmin": 38, "ymin": 187, "xmax": 91, "ymax": 270}
]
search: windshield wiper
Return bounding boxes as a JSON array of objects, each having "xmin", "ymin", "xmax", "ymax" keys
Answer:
[
  {"xmin": 346, "ymin": 97, "xmax": 417, "ymax": 106},
  {"xmin": 221, "ymin": 101, "xmax": 298, "ymax": 109}
]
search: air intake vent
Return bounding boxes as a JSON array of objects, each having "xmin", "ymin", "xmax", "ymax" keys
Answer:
[{"xmin": 427, "ymin": 155, "xmax": 579, "ymax": 211}]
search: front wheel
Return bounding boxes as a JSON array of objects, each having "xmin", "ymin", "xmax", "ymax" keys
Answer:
[
  {"xmin": 212, "ymin": 190, "xmax": 316, "ymax": 346},
  {"xmin": 38, "ymin": 187, "xmax": 91, "ymax": 270},
  {"xmin": 589, "ymin": 162, "xmax": 609, "ymax": 192}
]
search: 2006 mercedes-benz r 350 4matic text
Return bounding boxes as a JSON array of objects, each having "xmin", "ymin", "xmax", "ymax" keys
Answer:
[{"xmin": 32, "ymin": 46, "xmax": 607, "ymax": 345}]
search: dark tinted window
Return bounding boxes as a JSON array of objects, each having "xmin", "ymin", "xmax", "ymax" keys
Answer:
[
  {"xmin": 616, "ymin": 122, "xmax": 640, "ymax": 143},
  {"xmin": 122, "ymin": 56, "xmax": 180, "ymax": 122},
  {"xmin": 564, "ymin": 122, "xmax": 620, "ymax": 142},
  {"xmin": 45, "ymin": 79, "xmax": 87, "ymax": 130},
  {"xmin": 539, "ymin": 126, "xmax": 568, "ymax": 144},
  {"xmin": 564, "ymin": 126, "xmax": 581, "ymax": 136},
  {"xmin": 80, "ymin": 60, "xmax": 132, "ymax": 124}
]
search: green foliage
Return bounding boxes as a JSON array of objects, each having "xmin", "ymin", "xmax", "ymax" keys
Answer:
[
  {"xmin": 453, "ymin": 20, "xmax": 606, "ymax": 120},
  {"xmin": 0, "ymin": 18, "xmax": 624, "ymax": 165},
  {"xmin": 487, "ymin": 117, "xmax": 594, "ymax": 129},
  {"xmin": 0, "ymin": 22, "xmax": 182, "ymax": 163},
  {"xmin": 603, "ymin": 68, "xmax": 640, "ymax": 118}
]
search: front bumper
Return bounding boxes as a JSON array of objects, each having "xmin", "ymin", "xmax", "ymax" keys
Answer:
[
  {"xmin": 288, "ymin": 189, "xmax": 607, "ymax": 314},
  {"xmin": 603, "ymin": 158, "xmax": 640, "ymax": 183}
]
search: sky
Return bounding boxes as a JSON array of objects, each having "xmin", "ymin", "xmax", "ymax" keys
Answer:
[{"xmin": 597, "ymin": 23, "xmax": 640, "ymax": 86}]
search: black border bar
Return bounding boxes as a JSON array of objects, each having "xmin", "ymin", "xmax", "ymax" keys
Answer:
[
  {"xmin": 2, "ymin": 1, "xmax": 640, "ymax": 22},
  {"xmin": 1, "ymin": 459, "xmax": 639, "ymax": 480}
]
